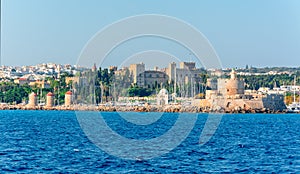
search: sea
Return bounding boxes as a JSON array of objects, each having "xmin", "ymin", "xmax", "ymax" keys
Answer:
[{"xmin": 0, "ymin": 110, "xmax": 299, "ymax": 173}]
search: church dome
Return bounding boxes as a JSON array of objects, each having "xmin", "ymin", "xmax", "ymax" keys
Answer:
[{"xmin": 158, "ymin": 88, "xmax": 168, "ymax": 95}]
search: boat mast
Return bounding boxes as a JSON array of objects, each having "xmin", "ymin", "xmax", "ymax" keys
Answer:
[
  {"xmin": 40, "ymin": 86, "xmax": 42, "ymax": 105},
  {"xmin": 93, "ymin": 84, "xmax": 96, "ymax": 105},
  {"xmin": 294, "ymin": 75, "xmax": 296, "ymax": 103},
  {"xmin": 174, "ymin": 68, "xmax": 176, "ymax": 103},
  {"xmin": 114, "ymin": 82, "xmax": 116, "ymax": 103}
]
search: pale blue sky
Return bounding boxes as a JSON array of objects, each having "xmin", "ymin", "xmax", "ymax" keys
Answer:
[{"xmin": 1, "ymin": 0, "xmax": 300, "ymax": 68}]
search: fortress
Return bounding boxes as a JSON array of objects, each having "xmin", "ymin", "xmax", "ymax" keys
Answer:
[{"xmin": 195, "ymin": 69, "xmax": 286, "ymax": 112}]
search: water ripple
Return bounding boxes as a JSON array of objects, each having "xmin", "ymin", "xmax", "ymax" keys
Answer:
[{"xmin": 0, "ymin": 111, "xmax": 299, "ymax": 173}]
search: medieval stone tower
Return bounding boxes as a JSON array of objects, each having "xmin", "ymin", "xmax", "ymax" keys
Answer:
[
  {"xmin": 225, "ymin": 69, "xmax": 245, "ymax": 96},
  {"xmin": 64, "ymin": 91, "xmax": 73, "ymax": 106},
  {"xmin": 46, "ymin": 92, "xmax": 54, "ymax": 107},
  {"xmin": 28, "ymin": 92, "xmax": 37, "ymax": 107}
]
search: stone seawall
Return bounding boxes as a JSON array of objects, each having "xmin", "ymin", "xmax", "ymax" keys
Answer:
[{"xmin": 0, "ymin": 104, "xmax": 292, "ymax": 114}]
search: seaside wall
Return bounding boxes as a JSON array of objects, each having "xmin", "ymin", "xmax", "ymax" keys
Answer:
[
  {"xmin": 193, "ymin": 99, "xmax": 211, "ymax": 108},
  {"xmin": 262, "ymin": 94, "xmax": 286, "ymax": 111},
  {"xmin": 244, "ymin": 100, "xmax": 264, "ymax": 109},
  {"xmin": 195, "ymin": 96, "xmax": 285, "ymax": 111}
]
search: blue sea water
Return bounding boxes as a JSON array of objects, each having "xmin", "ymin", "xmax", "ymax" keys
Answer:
[{"xmin": 0, "ymin": 110, "xmax": 299, "ymax": 173}]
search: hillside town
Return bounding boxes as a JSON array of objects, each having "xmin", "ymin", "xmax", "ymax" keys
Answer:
[{"xmin": 0, "ymin": 62, "xmax": 299, "ymax": 113}]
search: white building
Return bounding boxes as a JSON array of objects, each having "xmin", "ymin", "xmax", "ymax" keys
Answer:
[{"xmin": 157, "ymin": 88, "xmax": 169, "ymax": 106}]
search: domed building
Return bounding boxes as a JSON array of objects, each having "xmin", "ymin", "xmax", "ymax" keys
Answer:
[{"xmin": 157, "ymin": 88, "xmax": 169, "ymax": 106}]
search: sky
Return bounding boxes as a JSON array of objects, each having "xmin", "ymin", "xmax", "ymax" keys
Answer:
[{"xmin": 1, "ymin": 0, "xmax": 300, "ymax": 69}]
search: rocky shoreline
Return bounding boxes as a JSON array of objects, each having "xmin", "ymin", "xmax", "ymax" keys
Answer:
[{"xmin": 0, "ymin": 104, "xmax": 295, "ymax": 114}]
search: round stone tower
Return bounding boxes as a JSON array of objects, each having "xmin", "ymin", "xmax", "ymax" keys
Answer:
[
  {"xmin": 28, "ymin": 92, "xmax": 37, "ymax": 107},
  {"xmin": 65, "ymin": 91, "xmax": 72, "ymax": 106},
  {"xmin": 46, "ymin": 92, "xmax": 54, "ymax": 107},
  {"xmin": 226, "ymin": 69, "xmax": 244, "ymax": 96}
]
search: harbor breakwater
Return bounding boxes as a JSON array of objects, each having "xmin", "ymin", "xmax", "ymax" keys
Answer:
[{"xmin": 0, "ymin": 104, "xmax": 292, "ymax": 114}]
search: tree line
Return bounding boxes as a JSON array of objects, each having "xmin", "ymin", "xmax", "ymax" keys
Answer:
[{"xmin": 0, "ymin": 67, "xmax": 298, "ymax": 104}]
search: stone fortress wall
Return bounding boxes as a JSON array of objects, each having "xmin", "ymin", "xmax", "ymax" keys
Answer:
[{"xmin": 196, "ymin": 69, "xmax": 286, "ymax": 111}]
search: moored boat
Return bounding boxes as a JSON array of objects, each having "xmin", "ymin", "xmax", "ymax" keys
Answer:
[
  {"xmin": 287, "ymin": 102, "xmax": 300, "ymax": 113},
  {"xmin": 286, "ymin": 75, "xmax": 300, "ymax": 113}
]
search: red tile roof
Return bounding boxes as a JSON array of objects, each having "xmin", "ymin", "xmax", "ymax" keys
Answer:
[{"xmin": 65, "ymin": 91, "xmax": 72, "ymax": 95}]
